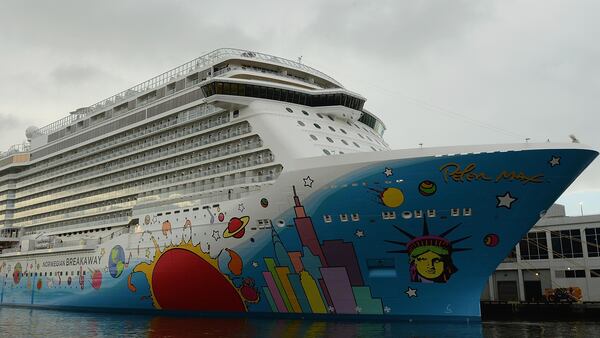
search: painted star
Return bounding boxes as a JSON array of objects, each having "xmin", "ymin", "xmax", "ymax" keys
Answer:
[
  {"xmin": 355, "ymin": 229, "xmax": 365, "ymax": 238},
  {"xmin": 238, "ymin": 203, "xmax": 245, "ymax": 212},
  {"xmin": 405, "ymin": 287, "xmax": 418, "ymax": 298},
  {"xmin": 496, "ymin": 192, "xmax": 517, "ymax": 209},
  {"xmin": 212, "ymin": 230, "xmax": 221, "ymax": 241},
  {"xmin": 384, "ymin": 306, "xmax": 392, "ymax": 314},
  {"xmin": 549, "ymin": 156, "xmax": 561, "ymax": 167},
  {"xmin": 303, "ymin": 176, "xmax": 314, "ymax": 188},
  {"xmin": 383, "ymin": 167, "xmax": 393, "ymax": 177},
  {"xmin": 355, "ymin": 306, "xmax": 362, "ymax": 313},
  {"xmin": 328, "ymin": 305, "xmax": 335, "ymax": 313},
  {"xmin": 252, "ymin": 261, "xmax": 259, "ymax": 268}
]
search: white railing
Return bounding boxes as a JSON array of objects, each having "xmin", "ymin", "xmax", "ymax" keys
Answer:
[
  {"xmin": 22, "ymin": 216, "xmax": 130, "ymax": 236},
  {"xmin": 33, "ymin": 48, "xmax": 340, "ymax": 137},
  {"xmin": 0, "ymin": 143, "xmax": 30, "ymax": 160},
  {"xmin": 212, "ymin": 65, "xmax": 324, "ymax": 89}
]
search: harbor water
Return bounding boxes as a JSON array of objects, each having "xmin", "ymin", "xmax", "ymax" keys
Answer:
[{"xmin": 0, "ymin": 307, "xmax": 598, "ymax": 337}]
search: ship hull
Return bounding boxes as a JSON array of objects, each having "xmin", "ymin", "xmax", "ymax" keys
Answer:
[{"xmin": 0, "ymin": 145, "xmax": 596, "ymax": 321}]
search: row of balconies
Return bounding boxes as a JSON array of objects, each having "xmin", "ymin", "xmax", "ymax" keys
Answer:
[
  {"xmin": 14, "ymin": 133, "xmax": 258, "ymax": 210},
  {"xmin": 13, "ymin": 138, "xmax": 261, "ymax": 215},
  {"xmin": 18, "ymin": 162, "xmax": 279, "ymax": 231},
  {"xmin": 15, "ymin": 123, "xmax": 250, "ymax": 199},
  {"xmin": 18, "ymin": 109, "xmax": 229, "ymax": 189},
  {"xmin": 22, "ymin": 215, "xmax": 130, "ymax": 236},
  {"xmin": 13, "ymin": 201, "xmax": 136, "ymax": 228},
  {"xmin": 25, "ymin": 102, "xmax": 222, "ymax": 179},
  {"xmin": 11, "ymin": 148, "xmax": 272, "ymax": 224},
  {"xmin": 17, "ymin": 124, "xmax": 250, "ymax": 198}
]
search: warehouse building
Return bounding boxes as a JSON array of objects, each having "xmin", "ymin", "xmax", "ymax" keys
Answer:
[{"xmin": 481, "ymin": 204, "xmax": 600, "ymax": 302}]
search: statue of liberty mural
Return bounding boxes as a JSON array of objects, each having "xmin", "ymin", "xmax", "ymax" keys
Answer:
[{"xmin": 386, "ymin": 218, "xmax": 471, "ymax": 283}]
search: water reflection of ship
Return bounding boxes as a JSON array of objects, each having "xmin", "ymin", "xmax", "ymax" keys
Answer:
[{"xmin": 262, "ymin": 186, "xmax": 383, "ymax": 315}]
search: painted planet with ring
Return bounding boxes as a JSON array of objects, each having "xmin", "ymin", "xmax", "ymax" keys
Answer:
[
  {"xmin": 483, "ymin": 233, "xmax": 500, "ymax": 247},
  {"xmin": 418, "ymin": 180, "xmax": 437, "ymax": 196},
  {"xmin": 223, "ymin": 216, "xmax": 250, "ymax": 239}
]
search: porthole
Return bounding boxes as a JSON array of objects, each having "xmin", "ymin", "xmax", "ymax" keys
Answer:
[
  {"xmin": 340, "ymin": 128, "xmax": 347, "ymax": 134},
  {"xmin": 297, "ymin": 121, "xmax": 305, "ymax": 126},
  {"xmin": 402, "ymin": 211, "xmax": 413, "ymax": 219},
  {"xmin": 326, "ymin": 137, "xmax": 334, "ymax": 143},
  {"xmin": 323, "ymin": 149, "xmax": 331, "ymax": 155},
  {"xmin": 310, "ymin": 134, "xmax": 318, "ymax": 141},
  {"xmin": 276, "ymin": 219, "xmax": 286, "ymax": 227},
  {"xmin": 316, "ymin": 113, "xmax": 324, "ymax": 119},
  {"xmin": 302, "ymin": 110, "xmax": 309, "ymax": 116},
  {"xmin": 353, "ymin": 142, "xmax": 360, "ymax": 148},
  {"xmin": 328, "ymin": 126, "xmax": 336, "ymax": 132},
  {"xmin": 286, "ymin": 107, "xmax": 293, "ymax": 113},
  {"xmin": 314, "ymin": 123, "xmax": 321, "ymax": 129},
  {"xmin": 341, "ymin": 139, "xmax": 349, "ymax": 145}
]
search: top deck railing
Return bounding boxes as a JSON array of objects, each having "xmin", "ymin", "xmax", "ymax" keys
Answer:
[
  {"xmin": 33, "ymin": 48, "xmax": 342, "ymax": 137},
  {"xmin": 0, "ymin": 143, "xmax": 30, "ymax": 159}
]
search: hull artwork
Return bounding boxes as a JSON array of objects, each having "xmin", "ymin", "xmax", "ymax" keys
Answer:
[{"xmin": 0, "ymin": 146, "xmax": 596, "ymax": 320}]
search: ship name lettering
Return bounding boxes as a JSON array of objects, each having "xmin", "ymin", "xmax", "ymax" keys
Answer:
[
  {"xmin": 495, "ymin": 171, "xmax": 544, "ymax": 184},
  {"xmin": 65, "ymin": 255, "xmax": 102, "ymax": 266},
  {"xmin": 439, "ymin": 163, "xmax": 491, "ymax": 183},
  {"xmin": 439, "ymin": 163, "xmax": 543, "ymax": 184}
]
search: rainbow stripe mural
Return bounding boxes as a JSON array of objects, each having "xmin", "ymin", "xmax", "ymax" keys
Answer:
[{"xmin": 261, "ymin": 187, "xmax": 383, "ymax": 315}]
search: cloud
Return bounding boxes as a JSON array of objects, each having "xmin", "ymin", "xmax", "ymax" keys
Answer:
[
  {"xmin": 50, "ymin": 65, "xmax": 111, "ymax": 85},
  {"xmin": 0, "ymin": 113, "xmax": 31, "ymax": 148},
  {"xmin": 0, "ymin": 0, "xmax": 598, "ymax": 208}
]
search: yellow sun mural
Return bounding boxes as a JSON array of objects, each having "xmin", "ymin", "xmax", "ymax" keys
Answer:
[{"xmin": 129, "ymin": 236, "xmax": 259, "ymax": 312}]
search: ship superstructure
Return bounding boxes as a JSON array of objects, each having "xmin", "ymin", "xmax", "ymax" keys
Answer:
[
  {"xmin": 0, "ymin": 48, "xmax": 385, "ymax": 239},
  {"xmin": 0, "ymin": 49, "xmax": 596, "ymax": 321}
]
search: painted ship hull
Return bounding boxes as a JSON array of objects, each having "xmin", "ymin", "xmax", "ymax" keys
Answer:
[{"xmin": 0, "ymin": 144, "xmax": 596, "ymax": 321}]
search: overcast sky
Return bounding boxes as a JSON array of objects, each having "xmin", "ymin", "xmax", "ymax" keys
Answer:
[{"xmin": 0, "ymin": 0, "xmax": 598, "ymax": 215}]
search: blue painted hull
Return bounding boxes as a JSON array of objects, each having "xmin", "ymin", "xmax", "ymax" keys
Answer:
[{"xmin": 1, "ymin": 147, "xmax": 596, "ymax": 321}]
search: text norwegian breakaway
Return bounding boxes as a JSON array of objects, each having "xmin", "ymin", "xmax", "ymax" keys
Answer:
[{"xmin": 42, "ymin": 255, "xmax": 102, "ymax": 267}]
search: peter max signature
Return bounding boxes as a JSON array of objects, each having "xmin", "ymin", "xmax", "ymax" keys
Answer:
[{"xmin": 439, "ymin": 162, "xmax": 544, "ymax": 184}]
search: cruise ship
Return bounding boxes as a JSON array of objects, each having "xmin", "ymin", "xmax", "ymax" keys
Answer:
[{"xmin": 0, "ymin": 48, "xmax": 596, "ymax": 321}]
